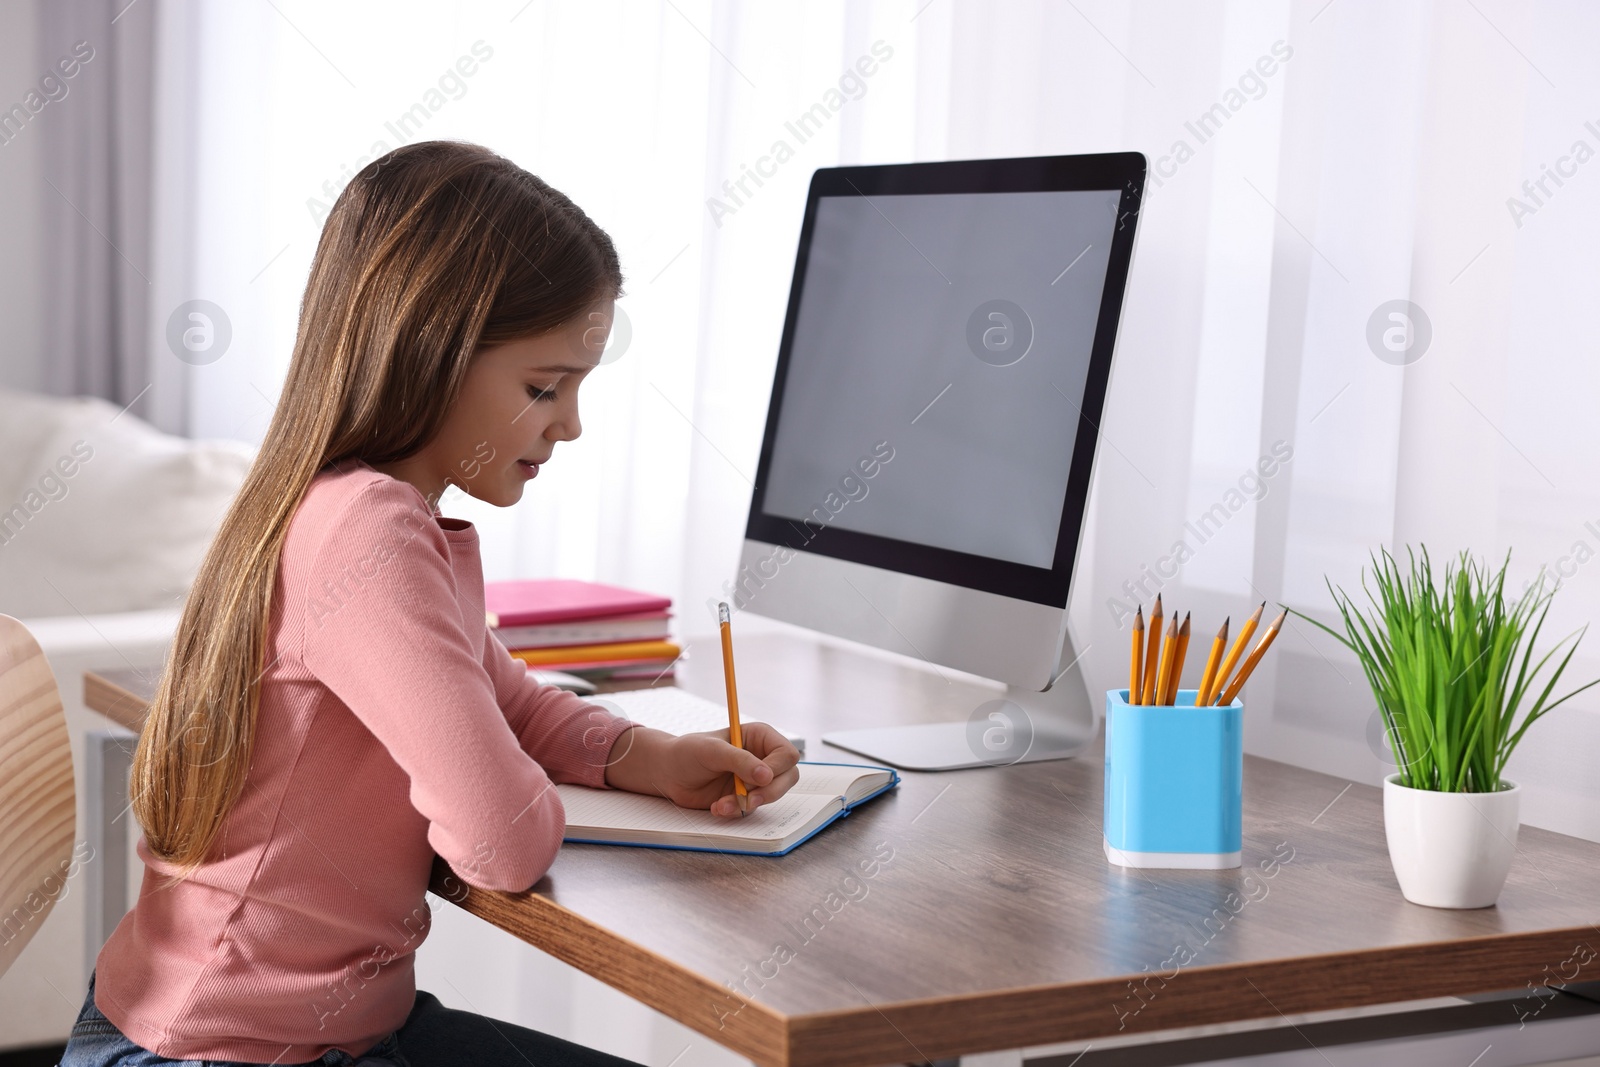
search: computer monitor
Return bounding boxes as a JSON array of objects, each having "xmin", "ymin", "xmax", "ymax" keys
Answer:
[{"xmin": 730, "ymin": 151, "xmax": 1146, "ymax": 770}]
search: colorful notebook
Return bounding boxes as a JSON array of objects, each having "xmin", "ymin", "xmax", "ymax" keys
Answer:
[
  {"xmin": 510, "ymin": 640, "xmax": 681, "ymax": 669},
  {"xmin": 485, "ymin": 579, "xmax": 672, "ymax": 629},
  {"xmin": 556, "ymin": 761, "xmax": 899, "ymax": 856},
  {"xmin": 497, "ymin": 611, "xmax": 672, "ymax": 650}
]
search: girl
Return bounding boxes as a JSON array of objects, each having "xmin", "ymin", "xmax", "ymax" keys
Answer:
[{"xmin": 62, "ymin": 140, "xmax": 801, "ymax": 1067}]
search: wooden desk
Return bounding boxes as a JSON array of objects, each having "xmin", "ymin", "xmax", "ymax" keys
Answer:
[{"xmin": 85, "ymin": 632, "xmax": 1600, "ymax": 1067}]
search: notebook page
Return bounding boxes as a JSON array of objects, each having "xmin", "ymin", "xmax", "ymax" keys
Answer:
[
  {"xmin": 791, "ymin": 762, "xmax": 892, "ymax": 801},
  {"xmin": 557, "ymin": 784, "xmax": 838, "ymax": 845}
]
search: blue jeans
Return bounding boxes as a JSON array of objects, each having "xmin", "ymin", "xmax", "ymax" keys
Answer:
[{"xmin": 61, "ymin": 971, "xmax": 646, "ymax": 1067}]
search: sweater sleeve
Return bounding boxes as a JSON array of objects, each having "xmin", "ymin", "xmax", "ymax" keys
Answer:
[
  {"xmin": 484, "ymin": 630, "xmax": 642, "ymax": 788},
  {"xmin": 298, "ymin": 480, "xmax": 565, "ymax": 893}
]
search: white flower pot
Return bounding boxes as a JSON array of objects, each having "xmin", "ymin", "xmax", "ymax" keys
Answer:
[{"xmin": 1383, "ymin": 774, "xmax": 1520, "ymax": 908}]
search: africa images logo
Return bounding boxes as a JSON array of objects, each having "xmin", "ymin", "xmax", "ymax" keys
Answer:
[
  {"xmin": 166, "ymin": 300, "xmax": 233, "ymax": 366},
  {"xmin": 1366, "ymin": 299, "xmax": 1431, "ymax": 366}
]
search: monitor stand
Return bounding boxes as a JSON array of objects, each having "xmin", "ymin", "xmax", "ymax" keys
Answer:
[{"xmin": 820, "ymin": 673, "xmax": 1100, "ymax": 772}]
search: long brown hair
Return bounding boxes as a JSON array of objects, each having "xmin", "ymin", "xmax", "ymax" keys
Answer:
[{"xmin": 133, "ymin": 141, "xmax": 624, "ymax": 873}]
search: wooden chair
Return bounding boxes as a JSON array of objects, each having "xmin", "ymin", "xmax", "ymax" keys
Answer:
[{"xmin": 0, "ymin": 614, "xmax": 76, "ymax": 976}]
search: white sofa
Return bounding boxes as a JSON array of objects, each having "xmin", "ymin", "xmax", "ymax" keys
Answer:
[{"xmin": 0, "ymin": 389, "xmax": 252, "ymax": 1050}]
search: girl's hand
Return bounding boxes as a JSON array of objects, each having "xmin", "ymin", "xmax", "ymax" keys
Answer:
[{"xmin": 665, "ymin": 722, "xmax": 802, "ymax": 817}]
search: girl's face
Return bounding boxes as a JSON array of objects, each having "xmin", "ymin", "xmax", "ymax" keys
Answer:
[{"xmin": 376, "ymin": 300, "xmax": 612, "ymax": 508}]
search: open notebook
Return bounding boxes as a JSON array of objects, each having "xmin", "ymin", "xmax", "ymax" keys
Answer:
[{"xmin": 556, "ymin": 761, "xmax": 899, "ymax": 856}]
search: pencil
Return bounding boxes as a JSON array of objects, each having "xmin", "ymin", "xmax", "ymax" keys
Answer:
[
  {"xmin": 1216, "ymin": 608, "xmax": 1286, "ymax": 706},
  {"xmin": 1140, "ymin": 594, "xmax": 1164, "ymax": 705},
  {"xmin": 717, "ymin": 601, "xmax": 748, "ymax": 816},
  {"xmin": 1207, "ymin": 601, "xmax": 1263, "ymax": 706},
  {"xmin": 1166, "ymin": 612, "xmax": 1191, "ymax": 705},
  {"xmin": 1129, "ymin": 606, "xmax": 1145, "ymax": 703},
  {"xmin": 1154, "ymin": 615, "xmax": 1178, "ymax": 706},
  {"xmin": 1196, "ymin": 617, "xmax": 1229, "ymax": 707}
]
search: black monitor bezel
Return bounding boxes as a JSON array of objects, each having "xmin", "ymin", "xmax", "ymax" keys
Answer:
[{"xmin": 743, "ymin": 151, "xmax": 1146, "ymax": 609}]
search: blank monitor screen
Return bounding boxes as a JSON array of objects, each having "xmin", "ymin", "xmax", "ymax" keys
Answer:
[
  {"xmin": 745, "ymin": 153, "xmax": 1145, "ymax": 609},
  {"xmin": 760, "ymin": 189, "xmax": 1120, "ymax": 570}
]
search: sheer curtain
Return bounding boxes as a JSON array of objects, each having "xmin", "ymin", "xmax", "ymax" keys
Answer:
[
  {"xmin": 151, "ymin": 0, "xmax": 1600, "ymax": 1058},
  {"xmin": 36, "ymin": 0, "xmax": 156, "ymax": 406}
]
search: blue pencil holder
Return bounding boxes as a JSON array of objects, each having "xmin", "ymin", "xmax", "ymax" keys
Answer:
[{"xmin": 1103, "ymin": 688, "xmax": 1242, "ymax": 869}]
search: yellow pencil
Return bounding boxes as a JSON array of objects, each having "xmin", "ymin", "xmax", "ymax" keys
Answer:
[
  {"xmin": 717, "ymin": 601, "xmax": 748, "ymax": 815},
  {"xmin": 1216, "ymin": 608, "xmax": 1286, "ymax": 706},
  {"xmin": 1208, "ymin": 601, "xmax": 1263, "ymax": 706},
  {"xmin": 1140, "ymin": 595, "xmax": 1164, "ymax": 705},
  {"xmin": 1196, "ymin": 617, "xmax": 1229, "ymax": 707},
  {"xmin": 1154, "ymin": 615, "xmax": 1178, "ymax": 706},
  {"xmin": 1165, "ymin": 612, "xmax": 1191, "ymax": 705},
  {"xmin": 1129, "ymin": 606, "xmax": 1145, "ymax": 703}
]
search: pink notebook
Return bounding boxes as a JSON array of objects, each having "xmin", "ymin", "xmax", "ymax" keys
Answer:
[{"xmin": 485, "ymin": 579, "xmax": 672, "ymax": 628}]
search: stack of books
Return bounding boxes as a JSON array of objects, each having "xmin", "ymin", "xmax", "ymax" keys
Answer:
[{"xmin": 485, "ymin": 578, "xmax": 680, "ymax": 682}]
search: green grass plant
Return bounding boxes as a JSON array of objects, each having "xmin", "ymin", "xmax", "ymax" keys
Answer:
[{"xmin": 1294, "ymin": 546, "xmax": 1598, "ymax": 792}]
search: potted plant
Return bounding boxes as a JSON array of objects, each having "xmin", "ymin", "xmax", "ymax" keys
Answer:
[{"xmin": 1298, "ymin": 546, "xmax": 1597, "ymax": 908}]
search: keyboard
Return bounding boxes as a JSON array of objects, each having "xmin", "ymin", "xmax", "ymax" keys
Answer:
[{"xmin": 589, "ymin": 686, "xmax": 806, "ymax": 757}]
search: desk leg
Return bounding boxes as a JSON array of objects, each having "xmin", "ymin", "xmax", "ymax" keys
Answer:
[{"xmin": 84, "ymin": 729, "xmax": 136, "ymax": 983}]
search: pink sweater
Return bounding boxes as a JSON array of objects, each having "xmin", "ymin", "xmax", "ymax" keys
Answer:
[{"xmin": 95, "ymin": 462, "xmax": 639, "ymax": 1063}]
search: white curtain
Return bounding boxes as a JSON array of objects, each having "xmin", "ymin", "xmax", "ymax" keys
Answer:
[
  {"xmin": 153, "ymin": 0, "xmax": 1600, "ymax": 1059},
  {"xmin": 36, "ymin": 0, "xmax": 156, "ymax": 408}
]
